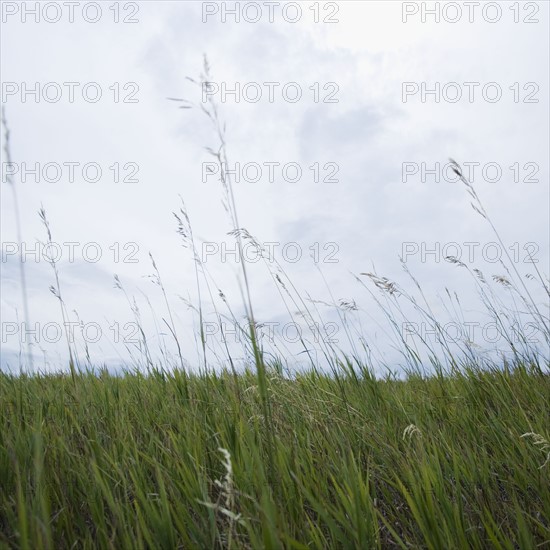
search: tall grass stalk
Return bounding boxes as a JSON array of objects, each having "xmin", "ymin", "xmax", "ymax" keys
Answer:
[
  {"xmin": 1, "ymin": 107, "xmax": 33, "ymax": 373},
  {"xmin": 38, "ymin": 206, "xmax": 76, "ymax": 383},
  {"xmin": 178, "ymin": 56, "xmax": 275, "ymax": 478}
]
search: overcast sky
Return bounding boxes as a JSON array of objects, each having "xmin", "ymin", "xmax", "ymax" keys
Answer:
[{"xmin": 1, "ymin": 1, "xmax": 549, "ymax": 374}]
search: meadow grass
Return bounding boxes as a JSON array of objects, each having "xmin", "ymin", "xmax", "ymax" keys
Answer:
[
  {"xmin": 1, "ymin": 60, "xmax": 549, "ymax": 548},
  {"xmin": 1, "ymin": 362, "xmax": 549, "ymax": 548}
]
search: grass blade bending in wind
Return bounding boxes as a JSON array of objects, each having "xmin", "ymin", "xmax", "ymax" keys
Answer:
[
  {"xmin": 1, "ymin": 107, "xmax": 33, "ymax": 373},
  {"xmin": 450, "ymin": 158, "xmax": 549, "ymax": 341},
  {"xmin": 38, "ymin": 206, "xmax": 76, "ymax": 383},
  {"xmin": 173, "ymin": 55, "xmax": 275, "ymax": 477}
]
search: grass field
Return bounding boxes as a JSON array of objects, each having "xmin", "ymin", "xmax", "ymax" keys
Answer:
[
  {"xmin": 1, "ymin": 362, "xmax": 549, "ymax": 548},
  {"xmin": 1, "ymin": 65, "xmax": 549, "ymax": 548},
  {"xmin": 3, "ymin": 258, "xmax": 548, "ymax": 550}
]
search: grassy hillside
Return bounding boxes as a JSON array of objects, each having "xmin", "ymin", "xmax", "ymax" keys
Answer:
[
  {"xmin": 1, "ymin": 64, "xmax": 548, "ymax": 548},
  {"xmin": 1, "ymin": 362, "xmax": 548, "ymax": 548}
]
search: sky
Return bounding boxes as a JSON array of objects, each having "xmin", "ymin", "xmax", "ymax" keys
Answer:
[{"xmin": 1, "ymin": 0, "xmax": 549, "ymax": 374}]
